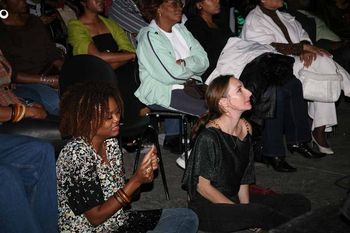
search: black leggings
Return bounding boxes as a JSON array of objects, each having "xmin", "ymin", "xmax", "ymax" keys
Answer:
[{"xmin": 189, "ymin": 193, "xmax": 311, "ymax": 232}]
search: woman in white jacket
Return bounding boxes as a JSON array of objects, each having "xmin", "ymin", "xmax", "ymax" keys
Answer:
[{"xmin": 240, "ymin": 0, "xmax": 347, "ymax": 154}]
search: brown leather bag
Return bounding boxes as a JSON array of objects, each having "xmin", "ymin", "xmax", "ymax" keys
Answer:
[{"xmin": 183, "ymin": 79, "xmax": 208, "ymax": 99}]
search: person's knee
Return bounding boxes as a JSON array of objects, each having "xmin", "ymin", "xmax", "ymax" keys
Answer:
[
  {"xmin": 161, "ymin": 208, "xmax": 199, "ymax": 231},
  {"xmin": 25, "ymin": 139, "xmax": 55, "ymax": 163}
]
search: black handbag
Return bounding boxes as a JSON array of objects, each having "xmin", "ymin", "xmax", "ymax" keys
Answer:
[{"xmin": 183, "ymin": 79, "xmax": 208, "ymax": 99}]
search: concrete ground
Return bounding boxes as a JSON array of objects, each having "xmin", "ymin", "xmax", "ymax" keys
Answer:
[{"xmin": 123, "ymin": 99, "xmax": 350, "ymax": 233}]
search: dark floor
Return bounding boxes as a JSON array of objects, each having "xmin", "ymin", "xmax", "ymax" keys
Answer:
[{"xmin": 123, "ymin": 99, "xmax": 350, "ymax": 233}]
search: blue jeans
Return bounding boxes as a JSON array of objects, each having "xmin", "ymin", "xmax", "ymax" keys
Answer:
[
  {"xmin": 0, "ymin": 134, "xmax": 58, "ymax": 233},
  {"xmin": 14, "ymin": 84, "xmax": 60, "ymax": 116},
  {"xmin": 149, "ymin": 208, "xmax": 198, "ymax": 233}
]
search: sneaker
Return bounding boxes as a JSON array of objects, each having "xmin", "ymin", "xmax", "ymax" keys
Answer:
[{"xmin": 176, "ymin": 149, "xmax": 191, "ymax": 169}]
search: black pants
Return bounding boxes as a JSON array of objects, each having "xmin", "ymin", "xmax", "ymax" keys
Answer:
[
  {"xmin": 263, "ymin": 78, "xmax": 311, "ymax": 157},
  {"xmin": 189, "ymin": 192, "xmax": 311, "ymax": 232}
]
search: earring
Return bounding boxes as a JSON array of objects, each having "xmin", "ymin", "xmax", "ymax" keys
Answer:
[{"xmin": 158, "ymin": 10, "xmax": 162, "ymax": 17}]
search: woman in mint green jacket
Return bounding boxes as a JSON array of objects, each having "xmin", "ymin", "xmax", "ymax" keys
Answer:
[{"xmin": 136, "ymin": 0, "xmax": 209, "ymax": 116}]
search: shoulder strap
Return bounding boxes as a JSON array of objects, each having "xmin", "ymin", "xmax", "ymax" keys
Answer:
[{"xmin": 146, "ymin": 31, "xmax": 187, "ymax": 81}]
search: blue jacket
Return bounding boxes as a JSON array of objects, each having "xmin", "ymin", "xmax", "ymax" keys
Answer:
[{"xmin": 135, "ymin": 20, "xmax": 209, "ymax": 107}]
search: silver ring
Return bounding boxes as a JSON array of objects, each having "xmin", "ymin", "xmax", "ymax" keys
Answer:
[{"xmin": 156, "ymin": 157, "xmax": 160, "ymax": 163}]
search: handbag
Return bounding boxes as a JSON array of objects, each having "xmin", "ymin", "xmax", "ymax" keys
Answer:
[
  {"xmin": 296, "ymin": 55, "xmax": 344, "ymax": 103},
  {"xmin": 183, "ymin": 79, "xmax": 208, "ymax": 99},
  {"xmin": 298, "ymin": 69, "xmax": 342, "ymax": 102}
]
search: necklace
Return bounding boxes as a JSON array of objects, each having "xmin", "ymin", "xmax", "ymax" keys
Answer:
[{"xmin": 209, "ymin": 120, "xmax": 221, "ymax": 130}]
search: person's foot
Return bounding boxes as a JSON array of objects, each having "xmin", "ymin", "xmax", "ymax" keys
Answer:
[
  {"xmin": 175, "ymin": 150, "xmax": 191, "ymax": 169},
  {"xmin": 312, "ymin": 127, "xmax": 334, "ymax": 154},
  {"xmin": 287, "ymin": 143, "xmax": 326, "ymax": 159},
  {"xmin": 163, "ymin": 135, "xmax": 182, "ymax": 154},
  {"xmin": 312, "ymin": 126, "xmax": 329, "ymax": 147},
  {"xmin": 264, "ymin": 156, "xmax": 297, "ymax": 172}
]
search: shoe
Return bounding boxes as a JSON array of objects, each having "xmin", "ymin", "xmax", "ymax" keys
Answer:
[
  {"xmin": 176, "ymin": 149, "xmax": 191, "ymax": 169},
  {"xmin": 311, "ymin": 134, "xmax": 334, "ymax": 155},
  {"xmin": 264, "ymin": 156, "xmax": 297, "ymax": 172},
  {"xmin": 287, "ymin": 143, "xmax": 326, "ymax": 158},
  {"xmin": 163, "ymin": 135, "xmax": 182, "ymax": 154}
]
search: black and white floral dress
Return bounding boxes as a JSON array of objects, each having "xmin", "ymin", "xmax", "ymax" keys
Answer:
[{"xmin": 57, "ymin": 137, "xmax": 129, "ymax": 233}]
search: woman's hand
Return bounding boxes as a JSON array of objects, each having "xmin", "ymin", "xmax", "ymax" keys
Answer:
[
  {"xmin": 134, "ymin": 145, "xmax": 158, "ymax": 184},
  {"xmin": 303, "ymin": 44, "xmax": 331, "ymax": 57},
  {"xmin": 25, "ymin": 106, "xmax": 47, "ymax": 119},
  {"xmin": 301, "ymin": 44, "xmax": 332, "ymax": 67},
  {"xmin": 300, "ymin": 51, "xmax": 315, "ymax": 68}
]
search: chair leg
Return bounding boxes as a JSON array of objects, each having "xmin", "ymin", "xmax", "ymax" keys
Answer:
[
  {"xmin": 148, "ymin": 125, "xmax": 170, "ymax": 200},
  {"xmin": 183, "ymin": 116, "xmax": 189, "ymax": 167},
  {"xmin": 133, "ymin": 137, "xmax": 142, "ymax": 174}
]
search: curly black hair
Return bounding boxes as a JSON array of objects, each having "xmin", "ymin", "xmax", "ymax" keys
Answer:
[{"xmin": 59, "ymin": 81, "xmax": 123, "ymax": 141}]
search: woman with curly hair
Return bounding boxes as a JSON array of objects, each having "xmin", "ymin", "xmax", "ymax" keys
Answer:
[{"xmin": 57, "ymin": 81, "xmax": 198, "ymax": 233}]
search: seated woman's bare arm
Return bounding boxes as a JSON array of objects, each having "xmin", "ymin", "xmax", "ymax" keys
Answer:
[
  {"xmin": 197, "ymin": 176, "xmax": 234, "ymax": 204},
  {"xmin": 87, "ymin": 43, "xmax": 135, "ymax": 67},
  {"xmin": 238, "ymin": 184, "xmax": 250, "ymax": 204},
  {"xmin": 83, "ymin": 146, "xmax": 158, "ymax": 226}
]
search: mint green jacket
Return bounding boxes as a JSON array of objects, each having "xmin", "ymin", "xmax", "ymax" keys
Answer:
[
  {"xmin": 135, "ymin": 21, "xmax": 209, "ymax": 108},
  {"xmin": 68, "ymin": 16, "xmax": 135, "ymax": 55}
]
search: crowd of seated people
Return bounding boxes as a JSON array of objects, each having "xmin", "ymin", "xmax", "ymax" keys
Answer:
[{"xmin": 1, "ymin": 0, "xmax": 350, "ymax": 231}]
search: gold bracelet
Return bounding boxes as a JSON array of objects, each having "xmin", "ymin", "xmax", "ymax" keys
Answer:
[
  {"xmin": 117, "ymin": 189, "xmax": 131, "ymax": 204},
  {"xmin": 12, "ymin": 104, "xmax": 20, "ymax": 122},
  {"xmin": 17, "ymin": 104, "xmax": 26, "ymax": 122},
  {"xmin": 12, "ymin": 103, "xmax": 25, "ymax": 122},
  {"xmin": 114, "ymin": 192, "xmax": 127, "ymax": 206}
]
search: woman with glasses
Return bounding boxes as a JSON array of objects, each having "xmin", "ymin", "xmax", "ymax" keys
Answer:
[{"xmin": 136, "ymin": 0, "xmax": 209, "ymax": 116}]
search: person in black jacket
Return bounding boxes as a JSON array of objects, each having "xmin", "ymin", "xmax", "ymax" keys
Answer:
[{"xmin": 184, "ymin": 0, "xmax": 234, "ymax": 82}]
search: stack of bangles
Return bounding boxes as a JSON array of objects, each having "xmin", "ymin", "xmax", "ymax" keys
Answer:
[
  {"xmin": 40, "ymin": 74, "xmax": 56, "ymax": 86},
  {"xmin": 9, "ymin": 103, "xmax": 26, "ymax": 123},
  {"xmin": 113, "ymin": 188, "xmax": 131, "ymax": 206}
]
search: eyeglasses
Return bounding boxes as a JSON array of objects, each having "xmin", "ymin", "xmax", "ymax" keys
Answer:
[{"xmin": 164, "ymin": 0, "xmax": 183, "ymax": 8}]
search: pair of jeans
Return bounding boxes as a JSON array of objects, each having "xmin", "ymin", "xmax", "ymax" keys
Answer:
[
  {"xmin": 263, "ymin": 78, "xmax": 311, "ymax": 157},
  {"xmin": 0, "ymin": 134, "xmax": 58, "ymax": 233},
  {"xmin": 14, "ymin": 83, "xmax": 60, "ymax": 115},
  {"xmin": 149, "ymin": 208, "xmax": 198, "ymax": 233}
]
